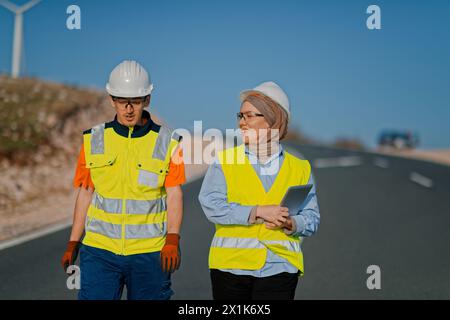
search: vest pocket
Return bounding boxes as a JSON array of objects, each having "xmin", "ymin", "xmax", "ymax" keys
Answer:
[
  {"xmin": 136, "ymin": 157, "xmax": 168, "ymax": 189},
  {"xmin": 86, "ymin": 154, "xmax": 118, "ymax": 186},
  {"xmin": 138, "ymin": 170, "xmax": 160, "ymax": 188},
  {"xmin": 85, "ymin": 154, "xmax": 117, "ymax": 169}
]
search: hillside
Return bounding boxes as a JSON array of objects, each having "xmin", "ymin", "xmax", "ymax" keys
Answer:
[{"xmin": 0, "ymin": 75, "xmax": 115, "ymax": 240}]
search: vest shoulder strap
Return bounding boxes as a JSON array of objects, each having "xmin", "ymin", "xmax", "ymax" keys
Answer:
[
  {"xmin": 217, "ymin": 144, "xmax": 245, "ymax": 165},
  {"xmin": 83, "ymin": 122, "xmax": 107, "ymax": 156},
  {"xmin": 152, "ymin": 126, "xmax": 183, "ymax": 161}
]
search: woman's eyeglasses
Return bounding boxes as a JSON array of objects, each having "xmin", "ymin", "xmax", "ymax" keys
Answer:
[{"xmin": 236, "ymin": 112, "xmax": 264, "ymax": 122}]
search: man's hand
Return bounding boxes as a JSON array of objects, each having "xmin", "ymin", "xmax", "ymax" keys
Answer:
[
  {"xmin": 256, "ymin": 205, "xmax": 289, "ymax": 227},
  {"xmin": 61, "ymin": 241, "xmax": 81, "ymax": 272},
  {"xmin": 160, "ymin": 233, "xmax": 181, "ymax": 273}
]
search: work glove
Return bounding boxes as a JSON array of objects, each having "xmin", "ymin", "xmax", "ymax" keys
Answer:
[
  {"xmin": 160, "ymin": 233, "xmax": 181, "ymax": 273},
  {"xmin": 61, "ymin": 241, "xmax": 81, "ymax": 273}
]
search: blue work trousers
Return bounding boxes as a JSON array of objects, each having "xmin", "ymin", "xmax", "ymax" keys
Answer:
[{"xmin": 78, "ymin": 244, "xmax": 173, "ymax": 300}]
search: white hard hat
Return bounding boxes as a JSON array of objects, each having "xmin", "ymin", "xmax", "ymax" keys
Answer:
[
  {"xmin": 240, "ymin": 81, "xmax": 291, "ymax": 120},
  {"xmin": 106, "ymin": 60, "xmax": 154, "ymax": 98}
]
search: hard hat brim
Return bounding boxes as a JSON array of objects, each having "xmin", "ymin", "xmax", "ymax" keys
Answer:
[{"xmin": 106, "ymin": 84, "xmax": 153, "ymax": 98}]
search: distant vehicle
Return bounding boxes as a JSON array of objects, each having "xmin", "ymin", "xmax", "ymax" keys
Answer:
[{"xmin": 378, "ymin": 130, "xmax": 419, "ymax": 149}]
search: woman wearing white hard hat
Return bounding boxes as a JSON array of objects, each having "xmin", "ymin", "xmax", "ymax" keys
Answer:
[{"xmin": 199, "ymin": 81, "xmax": 320, "ymax": 300}]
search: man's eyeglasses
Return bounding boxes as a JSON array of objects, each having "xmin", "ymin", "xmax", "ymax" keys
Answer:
[
  {"xmin": 111, "ymin": 96, "xmax": 147, "ymax": 106},
  {"xmin": 237, "ymin": 111, "xmax": 265, "ymax": 122}
]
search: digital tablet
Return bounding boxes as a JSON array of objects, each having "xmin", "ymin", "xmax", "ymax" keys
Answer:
[{"xmin": 280, "ymin": 184, "xmax": 313, "ymax": 216}]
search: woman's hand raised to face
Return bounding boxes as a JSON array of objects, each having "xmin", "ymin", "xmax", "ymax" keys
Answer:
[{"xmin": 256, "ymin": 205, "xmax": 289, "ymax": 227}]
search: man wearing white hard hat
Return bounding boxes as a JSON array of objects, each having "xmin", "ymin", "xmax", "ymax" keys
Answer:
[
  {"xmin": 61, "ymin": 60, "xmax": 185, "ymax": 300},
  {"xmin": 199, "ymin": 81, "xmax": 320, "ymax": 300}
]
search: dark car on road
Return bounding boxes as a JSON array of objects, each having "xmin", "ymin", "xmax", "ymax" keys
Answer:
[{"xmin": 378, "ymin": 130, "xmax": 419, "ymax": 149}]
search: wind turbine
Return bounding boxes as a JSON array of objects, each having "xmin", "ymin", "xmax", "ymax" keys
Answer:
[{"xmin": 0, "ymin": 0, "xmax": 41, "ymax": 78}]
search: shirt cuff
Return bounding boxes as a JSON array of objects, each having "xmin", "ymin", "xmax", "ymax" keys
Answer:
[
  {"xmin": 283, "ymin": 215, "xmax": 305, "ymax": 236},
  {"xmin": 248, "ymin": 206, "xmax": 265, "ymax": 225},
  {"xmin": 229, "ymin": 204, "xmax": 254, "ymax": 225},
  {"xmin": 248, "ymin": 207, "xmax": 257, "ymax": 224}
]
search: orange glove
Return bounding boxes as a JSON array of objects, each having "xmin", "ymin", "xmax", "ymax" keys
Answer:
[
  {"xmin": 61, "ymin": 241, "xmax": 81, "ymax": 272},
  {"xmin": 160, "ymin": 233, "xmax": 181, "ymax": 273}
]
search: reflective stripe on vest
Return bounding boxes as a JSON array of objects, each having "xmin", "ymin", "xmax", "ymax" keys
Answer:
[
  {"xmin": 91, "ymin": 192, "xmax": 122, "ymax": 214},
  {"xmin": 208, "ymin": 144, "xmax": 310, "ymax": 272},
  {"xmin": 86, "ymin": 218, "xmax": 166, "ymax": 239},
  {"xmin": 125, "ymin": 223, "xmax": 167, "ymax": 239},
  {"xmin": 152, "ymin": 126, "xmax": 171, "ymax": 160},
  {"xmin": 211, "ymin": 237, "xmax": 301, "ymax": 253},
  {"xmin": 86, "ymin": 218, "xmax": 122, "ymax": 239},
  {"xmin": 90, "ymin": 123, "xmax": 105, "ymax": 154},
  {"xmin": 211, "ymin": 237, "xmax": 264, "ymax": 249},
  {"xmin": 91, "ymin": 191, "xmax": 167, "ymax": 214},
  {"xmin": 126, "ymin": 198, "xmax": 167, "ymax": 214}
]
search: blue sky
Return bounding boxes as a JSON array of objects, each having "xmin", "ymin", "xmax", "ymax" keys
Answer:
[{"xmin": 1, "ymin": 0, "xmax": 449, "ymax": 148}]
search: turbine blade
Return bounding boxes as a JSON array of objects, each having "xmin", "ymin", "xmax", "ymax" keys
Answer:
[
  {"xmin": 0, "ymin": 0, "xmax": 19, "ymax": 12},
  {"xmin": 18, "ymin": 0, "xmax": 41, "ymax": 14}
]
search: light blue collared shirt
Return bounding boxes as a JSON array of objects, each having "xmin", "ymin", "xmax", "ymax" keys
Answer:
[{"xmin": 198, "ymin": 144, "xmax": 320, "ymax": 277}]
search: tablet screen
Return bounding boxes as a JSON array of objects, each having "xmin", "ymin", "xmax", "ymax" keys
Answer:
[{"xmin": 280, "ymin": 184, "xmax": 313, "ymax": 216}]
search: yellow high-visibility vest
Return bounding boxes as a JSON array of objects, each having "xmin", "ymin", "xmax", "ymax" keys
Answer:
[
  {"xmin": 82, "ymin": 112, "xmax": 181, "ymax": 255},
  {"xmin": 209, "ymin": 144, "xmax": 311, "ymax": 273}
]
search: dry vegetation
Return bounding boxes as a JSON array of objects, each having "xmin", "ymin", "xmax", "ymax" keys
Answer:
[{"xmin": 0, "ymin": 75, "xmax": 114, "ymax": 240}]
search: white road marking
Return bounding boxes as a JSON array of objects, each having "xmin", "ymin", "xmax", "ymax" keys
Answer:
[
  {"xmin": 409, "ymin": 172, "xmax": 434, "ymax": 188},
  {"xmin": 314, "ymin": 156, "xmax": 363, "ymax": 168},
  {"xmin": 373, "ymin": 157, "xmax": 389, "ymax": 169},
  {"xmin": 0, "ymin": 219, "xmax": 72, "ymax": 251}
]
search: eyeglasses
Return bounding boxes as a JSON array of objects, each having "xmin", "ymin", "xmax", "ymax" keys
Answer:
[
  {"xmin": 111, "ymin": 96, "xmax": 147, "ymax": 107},
  {"xmin": 237, "ymin": 111, "xmax": 265, "ymax": 122}
]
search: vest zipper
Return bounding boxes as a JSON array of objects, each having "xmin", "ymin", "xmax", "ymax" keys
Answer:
[{"xmin": 121, "ymin": 126, "xmax": 134, "ymax": 255}]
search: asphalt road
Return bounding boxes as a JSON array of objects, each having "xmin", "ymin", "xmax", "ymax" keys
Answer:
[{"xmin": 1, "ymin": 142, "xmax": 450, "ymax": 299}]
